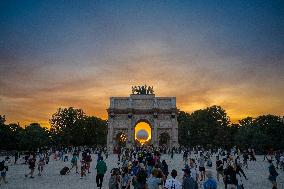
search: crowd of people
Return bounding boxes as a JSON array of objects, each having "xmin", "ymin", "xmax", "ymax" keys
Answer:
[{"xmin": 0, "ymin": 145, "xmax": 283, "ymax": 189}]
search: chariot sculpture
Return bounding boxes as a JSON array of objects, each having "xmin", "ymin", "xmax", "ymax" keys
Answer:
[{"xmin": 132, "ymin": 85, "xmax": 154, "ymax": 95}]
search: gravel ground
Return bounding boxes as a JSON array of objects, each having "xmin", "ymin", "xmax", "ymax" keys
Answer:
[{"xmin": 0, "ymin": 154, "xmax": 283, "ymax": 189}]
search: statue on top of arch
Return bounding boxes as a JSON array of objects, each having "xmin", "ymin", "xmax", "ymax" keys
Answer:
[{"xmin": 132, "ymin": 85, "xmax": 154, "ymax": 95}]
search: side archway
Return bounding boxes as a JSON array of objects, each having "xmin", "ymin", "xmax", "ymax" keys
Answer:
[
  {"xmin": 115, "ymin": 132, "xmax": 127, "ymax": 147},
  {"xmin": 159, "ymin": 132, "xmax": 171, "ymax": 147}
]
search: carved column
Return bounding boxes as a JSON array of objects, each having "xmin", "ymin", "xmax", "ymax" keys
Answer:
[
  {"xmin": 153, "ymin": 117, "xmax": 158, "ymax": 147},
  {"xmin": 108, "ymin": 117, "xmax": 114, "ymax": 151}
]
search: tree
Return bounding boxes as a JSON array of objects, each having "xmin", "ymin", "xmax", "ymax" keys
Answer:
[
  {"xmin": 49, "ymin": 107, "xmax": 86, "ymax": 145},
  {"xmin": 0, "ymin": 117, "xmax": 23, "ymax": 150},
  {"xmin": 19, "ymin": 123, "xmax": 50, "ymax": 150},
  {"xmin": 178, "ymin": 106, "xmax": 232, "ymax": 149},
  {"xmin": 71, "ymin": 116, "xmax": 107, "ymax": 146},
  {"xmin": 235, "ymin": 115, "xmax": 284, "ymax": 151},
  {"xmin": 177, "ymin": 111, "xmax": 191, "ymax": 146},
  {"xmin": 254, "ymin": 115, "xmax": 284, "ymax": 150}
]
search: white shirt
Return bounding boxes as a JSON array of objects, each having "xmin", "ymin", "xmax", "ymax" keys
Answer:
[
  {"xmin": 280, "ymin": 156, "xmax": 284, "ymax": 162},
  {"xmin": 190, "ymin": 167, "xmax": 199, "ymax": 181},
  {"xmin": 164, "ymin": 178, "xmax": 182, "ymax": 189}
]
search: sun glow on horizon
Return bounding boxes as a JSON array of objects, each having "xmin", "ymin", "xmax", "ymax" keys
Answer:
[{"xmin": 134, "ymin": 122, "xmax": 151, "ymax": 144}]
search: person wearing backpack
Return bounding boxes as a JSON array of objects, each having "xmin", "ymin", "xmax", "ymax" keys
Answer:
[
  {"xmin": 268, "ymin": 160, "xmax": 278, "ymax": 189},
  {"xmin": 96, "ymin": 156, "xmax": 107, "ymax": 189},
  {"xmin": 0, "ymin": 160, "xmax": 8, "ymax": 185},
  {"xmin": 203, "ymin": 170, "xmax": 217, "ymax": 189}
]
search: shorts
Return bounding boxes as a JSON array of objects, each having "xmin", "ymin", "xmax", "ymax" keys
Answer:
[
  {"xmin": 199, "ymin": 167, "xmax": 205, "ymax": 172},
  {"xmin": 217, "ymin": 170, "xmax": 224, "ymax": 175},
  {"xmin": 1, "ymin": 171, "xmax": 6, "ymax": 177},
  {"xmin": 29, "ymin": 166, "xmax": 35, "ymax": 170},
  {"xmin": 269, "ymin": 175, "xmax": 277, "ymax": 182}
]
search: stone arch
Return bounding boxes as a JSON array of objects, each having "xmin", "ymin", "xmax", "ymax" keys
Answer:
[{"xmin": 107, "ymin": 92, "xmax": 179, "ymax": 150}]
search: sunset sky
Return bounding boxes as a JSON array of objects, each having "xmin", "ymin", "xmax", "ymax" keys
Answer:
[{"xmin": 0, "ymin": 0, "xmax": 283, "ymax": 128}]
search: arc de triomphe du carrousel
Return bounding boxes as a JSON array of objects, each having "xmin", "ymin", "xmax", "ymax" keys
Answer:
[{"xmin": 107, "ymin": 85, "xmax": 179, "ymax": 150}]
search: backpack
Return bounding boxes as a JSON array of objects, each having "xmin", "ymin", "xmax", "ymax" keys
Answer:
[
  {"xmin": 0, "ymin": 161, "xmax": 4, "ymax": 171},
  {"xmin": 71, "ymin": 157, "xmax": 76, "ymax": 164}
]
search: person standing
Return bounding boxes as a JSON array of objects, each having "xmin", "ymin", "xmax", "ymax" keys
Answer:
[
  {"xmin": 198, "ymin": 154, "xmax": 206, "ymax": 181},
  {"xmin": 121, "ymin": 167, "xmax": 131, "ymax": 189},
  {"xmin": 280, "ymin": 153, "xmax": 284, "ymax": 170},
  {"xmin": 69, "ymin": 153, "xmax": 79, "ymax": 174},
  {"xmin": 133, "ymin": 163, "xmax": 148, "ymax": 189},
  {"xmin": 25, "ymin": 154, "xmax": 36, "ymax": 178},
  {"xmin": 38, "ymin": 154, "xmax": 45, "ymax": 176},
  {"xmin": 164, "ymin": 169, "xmax": 182, "ymax": 189},
  {"xmin": 189, "ymin": 159, "xmax": 199, "ymax": 182},
  {"xmin": 235, "ymin": 156, "xmax": 247, "ymax": 180},
  {"xmin": 183, "ymin": 150, "xmax": 188, "ymax": 165},
  {"xmin": 224, "ymin": 164, "xmax": 237, "ymax": 189},
  {"xmin": 96, "ymin": 157, "xmax": 107, "ymax": 189},
  {"xmin": 146, "ymin": 168, "xmax": 166, "ymax": 189},
  {"xmin": 14, "ymin": 151, "xmax": 19, "ymax": 164},
  {"xmin": 216, "ymin": 156, "xmax": 224, "ymax": 182},
  {"xmin": 161, "ymin": 160, "xmax": 169, "ymax": 180},
  {"xmin": 203, "ymin": 170, "xmax": 217, "ymax": 189},
  {"xmin": 268, "ymin": 160, "xmax": 278, "ymax": 189},
  {"xmin": 80, "ymin": 159, "xmax": 87, "ymax": 179},
  {"xmin": 0, "ymin": 160, "xmax": 8, "ymax": 185},
  {"xmin": 182, "ymin": 167, "xmax": 198, "ymax": 189},
  {"xmin": 109, "ymin": 168, "xmax": 120, "ymax": 189},
  {"xmin": 85, "ymin": 153, "xmax": 92, "ymax": 173}
]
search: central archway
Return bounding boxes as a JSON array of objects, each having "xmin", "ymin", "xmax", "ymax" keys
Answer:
[{"xmin": 134, "ymin": 121, "xmax": 152, "ymax": 145}]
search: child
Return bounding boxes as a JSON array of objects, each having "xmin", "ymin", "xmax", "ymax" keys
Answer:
[{"xmin": 80, "ymin": 160, "xmax": 87, "ymax": 179}]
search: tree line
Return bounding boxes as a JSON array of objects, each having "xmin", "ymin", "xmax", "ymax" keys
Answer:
[
  {"xmin": 178, "ymin": 105, "xmax": 284, "ymax": 152},
  {"xmin": 1, "ymin": 105, "xmax": 284, "ymax": 151},
  {"xmin": 0, "ymin": 107, "xmax": 107, "ymax": 151}
]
